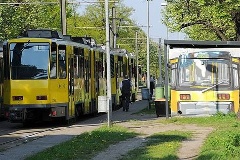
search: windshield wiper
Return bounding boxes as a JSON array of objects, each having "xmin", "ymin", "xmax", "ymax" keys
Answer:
[
  {"xmin": 20, "ymin": 40, "xmax": 31, "ymax": 53},
  {"xmin": 201, "ymin": 80, "xmax": 228, "ymax": 93}
]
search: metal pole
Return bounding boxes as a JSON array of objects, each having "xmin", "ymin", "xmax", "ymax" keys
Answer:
[
  {"xmin": 105, "ymin": 0, "xmax": 112, "ymax": 127},
  {"xmin": 110, "ymin": 7, "xmax": 113, "ymax": 48},
  {"xmin": 146, "ymin": 0, "xmax": 150, "ymax": 91},
  {"xmin": 164, "ymin": 41, "xmax": 169, "ymax": 119},
  {"xmin": 60, "ymin": 0, "xmax": 67, "ymax": 35},
  {"xmin": 158, "ymin": 38, "xmax": 162, "ymax": 85},
  {"xmin": 135, "ymin": 31, "xmax": 139, "ymax": 91},
  {"xmin": 112, "ymin": 6, "xmax": 117, "ymax": 48}
]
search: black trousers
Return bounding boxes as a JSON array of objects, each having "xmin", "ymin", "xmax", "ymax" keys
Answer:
[
  {"xmin": 122, "ymin": 92, "xmax": 131, "ymax": 110},
  {"xmin": 122, "ymin": 93, "xmax": 131, "ymax": 102}
]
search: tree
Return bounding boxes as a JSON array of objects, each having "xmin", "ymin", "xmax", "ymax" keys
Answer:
[
  {"xmin": 68, "ymin": 0, "xmax": 138, "ymax": 45},
  {"xmin": 162, "ymin": 0, "xmax": 240, "ymax": 41},
  {"xmin": 0, "ymin": 0, "xmax": 160, "ymax": 80},
  {"xmin": 0, "ymin": 0, "xmax": 73, "ymax": 41}
]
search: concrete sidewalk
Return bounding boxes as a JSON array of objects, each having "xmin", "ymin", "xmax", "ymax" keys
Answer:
[{"xmin": 0, "ymin": 99, "xmax": 152, "ymax": 160}]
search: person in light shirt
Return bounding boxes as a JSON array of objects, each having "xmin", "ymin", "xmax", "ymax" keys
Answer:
[{"xmin": 50, "ymin": 62, "xmax": 56, "ymax": 78}]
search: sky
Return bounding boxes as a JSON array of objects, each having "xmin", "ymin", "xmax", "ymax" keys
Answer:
[{"xmin": 123, "ymin": 0, "xmax": 185, "ymax": 42}]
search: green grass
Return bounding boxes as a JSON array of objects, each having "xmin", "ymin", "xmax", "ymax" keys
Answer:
[
  {"xmin": 120, "ymin": 130, "xmax": 192, "ymax": 160},
  {"xmin": 25, "ymin": 125, "xmax": 139, "ymax": 160}
]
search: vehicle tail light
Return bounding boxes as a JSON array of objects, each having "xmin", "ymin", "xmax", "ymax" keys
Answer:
[
  {"xmin": 36, "ymin": 95, "xmax": 47, "ymax": 100},
  {"xmin": 180, "ymin": 94, "xmax": 191, "ymax": 100},
  {"xmin": 52, "ymin": 111, "xmax": 57, "ymax": 116},
  {"xmin": 12, "ymin": 96, "xmax": 23, "ymax": 101},
  {"xmin": 217, "ymin": 94, "xmax": 230, "ymax": 100}
]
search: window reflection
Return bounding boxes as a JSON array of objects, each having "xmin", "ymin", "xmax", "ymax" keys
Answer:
[{"xmin": 10, "ymin": 43, "xmax": 49, "ymax": 80}]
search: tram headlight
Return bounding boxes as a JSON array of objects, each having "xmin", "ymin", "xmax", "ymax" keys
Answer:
[
  {"xmin": 217, "ymin": 94, "xmax": 230, "ymax": 100},
  {"xmin": 180, "ymin": 94, "xmax": 191, "ymax": 100}
]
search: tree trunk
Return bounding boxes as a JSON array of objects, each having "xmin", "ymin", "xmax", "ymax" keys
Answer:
[{"xmin": 233, "ymin": 11, "xmax": 240, "ymax": 41}]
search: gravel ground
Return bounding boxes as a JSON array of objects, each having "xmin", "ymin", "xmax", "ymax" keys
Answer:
[{"xmin": 92, "ymin": 120, "xmax": 213, "ymax": 160}]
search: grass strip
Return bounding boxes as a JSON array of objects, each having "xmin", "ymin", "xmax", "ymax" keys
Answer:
[{"xmin": 26, "ymin": 124, "xmax": 139, "ymax": 160}]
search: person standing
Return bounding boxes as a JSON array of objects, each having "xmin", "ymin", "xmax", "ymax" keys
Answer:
[
  {"xmin": 150, "ymin": 75, "xmax": 155, "ymax": 100},
  {"xmin": 120, "ymin": 75, "xmax": 132, "ymax": 112}
]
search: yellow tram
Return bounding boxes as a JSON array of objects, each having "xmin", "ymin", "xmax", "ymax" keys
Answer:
[
  {"xmin": 3, "ymin": 30, "xmax": 137, "ymax": 123},
  {"xmin": 3, "ymin": 29, "xmax": 137, "ymax": 124},
  {"xmin": 165, "ymin": 40, "xmax": 240, "ymax": 116}
]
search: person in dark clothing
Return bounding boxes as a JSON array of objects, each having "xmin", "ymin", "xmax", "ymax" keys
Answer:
[
  {"xmin": 120, "ymin": 75, "xmax": 132, "ymax": 112},
  {"xmin": 150, "ymin": 75, "xmax": 155, "ymax": 99}
]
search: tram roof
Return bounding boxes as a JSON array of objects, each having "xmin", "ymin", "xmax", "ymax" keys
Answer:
[
  {"xmin": 164, "ymin": 40, "xmax": 240, "ymax": 48},
  {"xmin": 164, "ymin": 40, "xmax": 240, "ymax": 59},
  {"xmin": 110, "ymin": 48, "xmax": 128, "ymax": 56},
  {"xmin": 91, "ymin": 46, "xmax": 105, "ymax": 52}
]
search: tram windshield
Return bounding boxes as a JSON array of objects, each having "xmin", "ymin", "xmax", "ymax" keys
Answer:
[
  {"xmin": 10, "ymin": 42, "xmax": 49, "ymax": 80},
  {"xmin": 178, "ymin": 51, "xmax": 230, "ymax": 87}
]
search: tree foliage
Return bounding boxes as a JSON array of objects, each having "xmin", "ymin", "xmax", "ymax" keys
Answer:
[
  {"xmin": 0, "ymin": 0, "xmax": 64, "ymax": 40},
  {"xmin": 162, "ymin": 0, "xmax": 240, "ymax": 41},
  {"xmin": 69, "ymin": 0, "xmax": 159, "ymax": 77},
  {"xmin": 0, "ymin": 0, "xmax": 160, "ymax": 78}
]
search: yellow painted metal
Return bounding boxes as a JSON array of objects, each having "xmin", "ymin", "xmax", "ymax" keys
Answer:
[
  {"xmin": 170, "ymin": 89, "xmax": 239, "ymax": 114},
  {"xmin": 4, "ymin": 36, "xmax": 139, "ymax": 122}
]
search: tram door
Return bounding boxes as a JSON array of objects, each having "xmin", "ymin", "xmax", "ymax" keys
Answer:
[{"xmin": 68, "ymin": 55, "xmax": 75, "ymax": 118}]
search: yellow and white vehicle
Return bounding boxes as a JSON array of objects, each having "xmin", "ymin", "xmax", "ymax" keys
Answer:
[
  {"xmin": 3, "ymin": 30, "xmax": 99, "ymax": 124},
  {"xmin": 3, "ymin": 29, "xmax": 137, "ymax": 124},
  {"xmin": 165, "ymin": 40, "xmax": 240, "ymax": 116}
]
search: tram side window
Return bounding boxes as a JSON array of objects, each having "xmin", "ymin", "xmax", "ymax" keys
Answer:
[
  {"xmin": 118, "ymin": 56, "xmax": 123, "ymax": 77},
  {"xmin": 98, "ymin": 53, "xmax": 104, "ymax": 78},
  {"xmin": 50, "ymin": 43, "xmax": 57, "ymax": 79},
  {"xmin": 95, "ymin": 58, "xmax": 100, "ymax": 92},
  {"xmin": 85, "ymin": 57, "xmax": 90, "ymax": 92},
  {"xmin": 73, "ymin": 47, "xmax": 80, "ymax": 78},
  {"xmin": 123, "ymin": 63, "xmax": 127, "ymax": 77},
  {"xmin": 102, "ymin": 53, "xmax": 106, "ymax": 79},
  {"xmin": 3, "ymin": 44, "xmax": 9, "ymax": 80},
  {"xmin": 233, "ymin": 64, "xmax": 239, "ymax": 88},
  {"xmin": 58, "ymin": 45, "xmax": 66, "ymax": 79},
  {"xmin": 170, "ymin": 63, "xmax": 177, "ymax": 87},
  {"xmin": 131, "ymin": 59, "xmax": 135, "ymax": 78},
  {"xmin": 128, "ymin": 59, "xmax": 132, "ymax": 78},
  {"xmin": 89, "ymin": 50, "xmax": 91, "ymax": 79},
  {"xmin": 79, "ymin": 48, "xmax": 84, "ymax": 78}
]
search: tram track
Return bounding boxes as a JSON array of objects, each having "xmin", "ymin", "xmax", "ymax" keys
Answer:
[
  {"xmin": 0, "ymin": 113, "xmax": 103, "ymax": 152},
  {"xmin": 0, "ymin": 122, "xmax": 68, "ymax": 152}
]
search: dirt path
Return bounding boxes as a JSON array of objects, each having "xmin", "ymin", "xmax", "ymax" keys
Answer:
[{"xmin": 92, "ymin": 117, "xmax": 214, "ymax": 160}]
